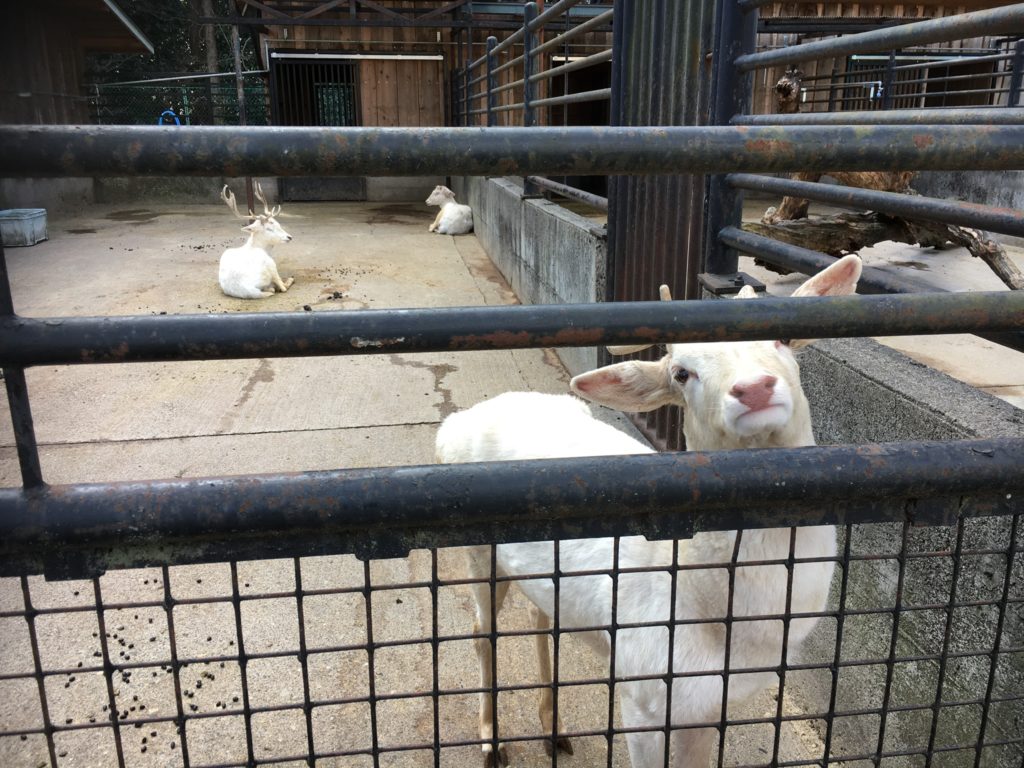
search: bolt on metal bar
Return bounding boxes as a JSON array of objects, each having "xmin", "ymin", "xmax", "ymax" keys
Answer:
[
  {"xmin": 727, "ymin": 173, "xmax": 1024, "ymax": 237},
  {"xmin": 530, "ymin": 8, "xmax": 614, "ymax": 57},
  {"xmin": 4, "ymin": 290, "xmax": 1024, "ymax": 367},
  {"xmin": 529, "ymin": 48, "xmax": 613, "ymax": 83},
  {"xmin": 735, "ymin": 5, "xmax": 1024, "ymax": 72},
  {"xmin": 733, "ymin": 108, "xmax": 1024, "ymax": 125},
  {"xmin": 524, "ymin": 175, "xmax": 609, "ymax": 210},
  {"xmin": 527, "ymin": 87, "xmax": 611, "ymax": 107},
  {"xmin": 2, "ymin": 438, "xmax": 1022, "ymax": 576},
  {"xmin": 5, "ymin": 125, "xmax": 1024, "ymax": 177}
]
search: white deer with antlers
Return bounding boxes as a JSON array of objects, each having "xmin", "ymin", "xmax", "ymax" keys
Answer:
[{"xmin": 219, "ymin": 182, "xmax": 295, "ymax": 299}]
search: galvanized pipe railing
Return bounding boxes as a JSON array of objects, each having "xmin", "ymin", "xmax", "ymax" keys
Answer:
[
  {"xmin": 2, "ymin": 438, "xmax": 1021, "ymax": 577},
  {"xmin": 523, "ymin": 175, "xmax": 609, "ymax": 210},
  {"xmin": 454, "ymin": 0, "xmax": 613, "ymax": 206},
  {"xmin": 734, "ymin": 5, "xmax": 1024, "ymax": 72},
  {"xmin": 733, "ymin": 108, "xmax": 1024, "ymax": 125},
  {"xmin": 4, "ymin": 125, "xmax": 1024, "ymax": 177}
]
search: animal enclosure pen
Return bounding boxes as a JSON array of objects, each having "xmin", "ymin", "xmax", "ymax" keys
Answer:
[{"xmin": 2, "ymin": 5, "xmax": 1024, "ymax": 768}]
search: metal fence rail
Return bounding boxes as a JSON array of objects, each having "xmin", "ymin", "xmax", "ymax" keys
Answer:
[{"xmin": 3, "ymin": 3, "xmax": 1024, "ymax": 767}]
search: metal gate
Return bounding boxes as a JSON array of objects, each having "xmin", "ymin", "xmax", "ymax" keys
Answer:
[
  {"xmin": 269, "ymin": 52, "xmax": 366, "ymax": 201},
  {"xmin": 2, "ymin": 1, "xmax": 1024, "ymax": 766}
]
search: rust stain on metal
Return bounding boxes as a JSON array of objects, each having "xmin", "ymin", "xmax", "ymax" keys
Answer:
[
  {"xmin": 746, "ymin": 138, "xmax": 789, "ymax": 155},
  {"xmin": 350, "ymin": 336, "xmax": 406, "ymax": 349},
  {"xmin": 913, "ymin": 134, "xmax": 934, "ymax": 150},
  {"xmin": 451, "ymin": 330, "xmax": 532, "ymax": 348}
]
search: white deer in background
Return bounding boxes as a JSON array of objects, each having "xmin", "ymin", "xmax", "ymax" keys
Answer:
[
  {"xmin": 436, "ymin": 255, "xmax": 864, "ymax": 768},
  {"xmin": 426, "ymin": 184, "xmax": 474, "ymax": 235},
  {"xmin": 219, "ymin": 182, "xmax": 295, "ymax": 299}
]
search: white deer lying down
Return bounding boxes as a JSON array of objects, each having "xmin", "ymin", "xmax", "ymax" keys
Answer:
[
  {"xmin": 219, "ymin": 182, "xmax": 294, "ymax": 299},
  {"xmin": 435, "ymin": 255, "xmax": 863, "ymax": 768},
  {"xmin": 426, "ymin": 184, "xmax": 474, "ymax": 234}
]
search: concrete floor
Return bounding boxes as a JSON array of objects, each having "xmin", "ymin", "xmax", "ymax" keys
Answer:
[{"xmin": 1, "ymin": 197, "xmax": 1021, "ymax": 768}]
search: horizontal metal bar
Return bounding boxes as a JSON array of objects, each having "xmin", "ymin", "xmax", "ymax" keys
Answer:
[
  {"xmin": 525, "ymin": 176, "xmax": 609, "ymax": 210},
  {"xmin": 727, "ymin": 173, "xmax": 1024, "ymax": 237},
  {"xmin": 732, "ymin": 108, "xmax": 1024, "ymax": 125},
  {"xmin": 735, "ymin": 5, "xmax": 1024, "ymax": 72},
  {"xmin": 491, "ymin": 54, "xmax": 525, "ymax": 77},
  {"xmin": 527, "ymin": 87, "xmax": 611, "ymax": 107},
  {"xmin": 491, "ymin": 102, "xmax": 524, "ymax": 112},
  {"xmin": 491, "ymin": 78, "xmax": 524, "ymax": 95},
  {"xmin": 3, "ymin": 291, "xmax": 1022, "ymax": 366},
  {"xmin": 7, "ymin": 125, "xmax": 1024, "ymax": 178},
  {"xmin": 530, "ymin": 9, "xmax": 614, "ymax": 57},
  {"xmin": 490, "ymin": 24, "xmax": 527, "ymax": 57},
  {"xmin": 717, "ymin": 227, "xmax": 1024, "ymax": 352},
  {"xmin": 530, "ymin": 48, "xmax": 613, "ymax": 82},
  {"xmin": 2, "ymin": 438, "xmax": 1021, "ymax": 576},
  {"xmin": 528, "ymin": 0, "xmax": 587, "ymax": 31}
]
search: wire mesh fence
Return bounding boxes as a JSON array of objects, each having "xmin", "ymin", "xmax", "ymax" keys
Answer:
[
  {"xmin": 1, "ymin": 514, "xmax": 1021, "ymax": 767},
  {"xmin": 88, "ymin": 77, "xmax": 270, "ymax": 127}
]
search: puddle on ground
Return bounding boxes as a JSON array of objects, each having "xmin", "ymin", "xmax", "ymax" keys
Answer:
[
  {"xmin": 105, "ymin": 209, "xmax": 163, "ymax": 223},
  {"xmin": 890, "ymin": 260, "xmax": 930, "ymax": 270},
  {"xmin": 65, "ymin": 228, "xmax": 96, "ymax": 234}
]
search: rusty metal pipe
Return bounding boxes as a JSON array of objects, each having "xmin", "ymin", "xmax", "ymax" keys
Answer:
[
  {"xmin": 2, "ymin": 291, "xmax": 1023, "ymax": 367},
  {"xmin": 1, "ymin": 438, "xmax": 1021, "ymax": 577},
  {"xmin": 3, "ymin": 125, "xmax": 1024, "ymax": 178}
]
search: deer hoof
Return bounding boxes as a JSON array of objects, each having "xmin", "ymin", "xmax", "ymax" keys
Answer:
[
  {"xmin": 543, "ymin": 736, "xmax": 574, "ymax": 757},
  {"xmin": 484, "ymin": 745, "xmax": 509, "ymax": 768}
]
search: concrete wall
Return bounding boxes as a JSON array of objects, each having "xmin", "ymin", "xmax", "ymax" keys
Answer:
[
  {"xmin": 460, "ymin": 178, "xmax": 1023, "ymax": 763},
  {"xmin": 1, "ymin": 178, "xmax": 94, "ymax": 214},
  {"xmin": 453, "ymin": 175, "xmax": 607, "ymax": 377},
  {"xmin": 797, "ymin": 338, "xmax": 1024, "ymax": 764},
  {"xmin": 1, "ymin": 176, "xmax": 443, "ymax": 212},
  {"xmin": 913, "ymin": 170, "xmax": 1024, "ymax": 247}
]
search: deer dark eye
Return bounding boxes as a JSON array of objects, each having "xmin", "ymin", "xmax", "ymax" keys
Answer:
[
  {"xmin": 673, "ymin": 368, "xmax": 690, "ymax": 384},
  {"xmin": 778, "ymin": 339, "xmax": 792, "ymax": 347}
]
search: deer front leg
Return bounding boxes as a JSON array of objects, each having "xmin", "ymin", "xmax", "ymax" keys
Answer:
[
  {"xmin": 467, "ymin": 548, "xmax": 512, "ymax": 768},
  {"xmin": 531, "ymin": 605, "xmax": 574, "ymax": 757},
  {"xmin": 429, "ymin": 209, "xmax": 444, "ymax": 232},
  {"xmin": 268, "ymin": 263, "xmax": 294, "ymax": 292}
]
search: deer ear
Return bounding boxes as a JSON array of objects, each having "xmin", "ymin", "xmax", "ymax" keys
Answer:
[
  {"xmin": 786, "ymin": 255, "xmax": 863, "ymax": 349},
  {"xmin": 571, "ymin": 358, "xmax": 675, "ymax": 413}
]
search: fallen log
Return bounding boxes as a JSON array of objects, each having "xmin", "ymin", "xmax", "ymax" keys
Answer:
[{"xmin": 743, "ymin": 212, "xmax": 1024, "ymax": 290}]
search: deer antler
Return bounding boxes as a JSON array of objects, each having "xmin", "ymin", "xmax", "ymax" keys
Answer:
[
  {"xmin": 221, "ymin": 185, "xmax": 256, "ymax": 221},
  {"xmin": 606, "ymin": 283, "xmax": 673, "ymax": 355},
  {"xmin": 254, "ymin": 181, "xmax": 281, "ymax": 218}
]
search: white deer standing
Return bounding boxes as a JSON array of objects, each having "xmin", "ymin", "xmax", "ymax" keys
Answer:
[
  {"xmin": 219, "ymin": 182, "xmax": 295, "ymax": 299},
  {"xmin": 435, "ymin": 255, "xmax": 863, "ymax": 768}
]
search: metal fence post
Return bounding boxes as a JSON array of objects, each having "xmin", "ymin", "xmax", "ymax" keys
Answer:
[
  {"xmin": 702, "ymin": 0, "xmax": 758, "ymax": 280},
  {"xmin": 486, "ymin": 36, "xmax": 498, "ymax": 127},
  {"xmin": 881, "ymin": 49, "xmax": 897, "ymax": 110},
  {"xmin": 522, "ymin": 2, "xmax": 538, "ymax": 127},
  {"xmin": 522, "ymin": 2, "xmax": 540, "ymax": 196},
  {"xmin": 1009, "ymin": 39, "xmax": 1024, "ymax": 108}
]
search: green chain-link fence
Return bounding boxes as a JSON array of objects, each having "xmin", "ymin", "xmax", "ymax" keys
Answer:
[{"xmin": 89, "ymin": 76, "xmax": 269, "ymax": 126}]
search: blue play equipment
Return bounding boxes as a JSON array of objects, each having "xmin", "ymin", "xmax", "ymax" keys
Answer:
[{"xmin": 157, "ymin": 108, "xmax": 181, "ymax": 126}]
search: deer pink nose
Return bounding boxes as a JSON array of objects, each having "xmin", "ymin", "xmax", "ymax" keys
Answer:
[{"xmin": 730, "ymin": 375, "xmax": 777, "ymax": 411}]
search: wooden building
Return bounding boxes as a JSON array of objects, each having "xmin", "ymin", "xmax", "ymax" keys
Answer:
[{"xmin": 1, "ymin": 0, "xmax": 153, "ymax": 125}]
